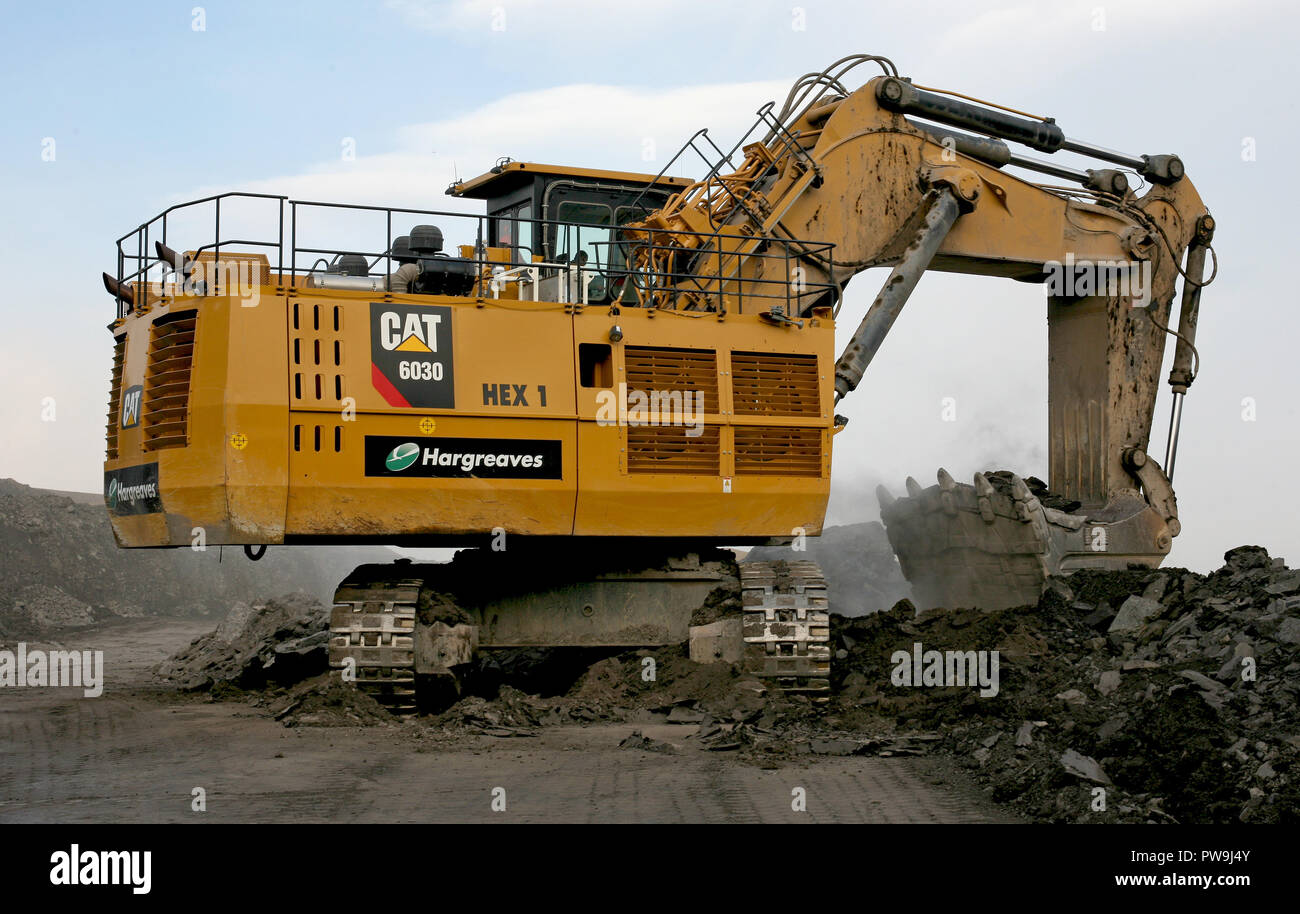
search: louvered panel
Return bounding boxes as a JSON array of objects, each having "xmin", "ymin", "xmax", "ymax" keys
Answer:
[
  {"xmin": 731, "ymin": 351, "xmax": 820, "ymax": 417},
  {"xmin": 290, "ymin": 301, "xmax": 346, "ymax": 406},
  {"xmin": 735, "ymin": 426, "xmax": 823, "ymax": 477},
  {"xmin": 143, "ymin": 312, "xmax": 197, "ymax": 451},
  {"xmin": 623, "ymin": 346, "xmax": 718, "ymax": 413},
  {"xmin": 149, "ymin": 354, "xmax": 194, "ymax": 375},
  {"xmin": 106, "ymin": 338, "xmax": 125, "ymax": 460},
  {"xmin": 147, "ymin": 381, "xmax": 190, "ymax": 399},
  {"xmin": 627, "ymin": 425, "xmax": 720, "ymax": 475}
]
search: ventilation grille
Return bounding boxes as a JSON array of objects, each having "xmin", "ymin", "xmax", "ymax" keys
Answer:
[
  {"xmin": 106, "ymin": 337, "xmax": 126, "ymax": 460},
  {"xmin": 143, "ymin": 311, "xmax": 197, "ymax": 451},
  {"xmin": 732, "ymin": 351, "xmax": 820, "ymax": 417},
  {"xmin": 735, "ymin": 426, "xmax": 822, "ymax": 477},
  {"xmin": 294, "ymin": 423, "xmax": 344, "ymax": 454},
  {"xmin": 292, "ymin": 301, "xmax": 346, "ymax": 405},
  {"xmin": 624, "ymin": 346, "xmax": 717, "ymax": 413},
  {"xmin": 627, "ymin": 425, "xmax": 720, "ymax": 475}
]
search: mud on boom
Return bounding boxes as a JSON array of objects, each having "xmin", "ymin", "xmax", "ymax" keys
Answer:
[{"xmin": 101, "ymin": 53, "xmax": 1214, "ymax": 708}]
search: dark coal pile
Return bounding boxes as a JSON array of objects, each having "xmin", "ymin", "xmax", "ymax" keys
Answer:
[
  {"xmin": 460, "ymin": 646, "xmax": 629, "ymax": 698},
  {"xmin": 828, "ymin": 545, "xmax": 1300, "ymax": 823},
  {"xmin": 428, "ymin": 642, "xmax": 915, "ymax": 769},
  {"xmin": 746, "ymin": 521, "xmax": 911, "ymax": 616},
  {"xmin": 984, "ymin": 470, "xmax": 1081, "ymax": 513},
  {"xmin": 0, "ymin": 478, "xmax": 393, "ymax": 637},
  {"xmin": 154, "ymin": 593, "xmax": 330, "ymax": 691},
  {"xmin": 618, "ymin": 731, "xmax": 677, "ymax": 753},
  {"xmin": 430, "ymin": 686, "xmax": 551, "ymax": 736},
  {"xmin": 266, "ymin": 673, "xmax": 395, "ymax": 728}
]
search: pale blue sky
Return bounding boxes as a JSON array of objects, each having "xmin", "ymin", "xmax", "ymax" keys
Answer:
[{"xmin": 1, "ymin": 0, "xmax": 1296, "ymax": 571}]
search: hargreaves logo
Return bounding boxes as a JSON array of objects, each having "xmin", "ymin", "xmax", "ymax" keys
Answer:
[
  {"xmin": 104, "ymin": 463, "xmax": 163, "ymax": 516},
  {"xmin": 384, "ymin": 442, "xmax": 421, "ymax": 472},
  {"xmin": 370, "ymin": 302, "xmax": 455, "ymax": 408},
  {"xmin": 366, "ymin": 436, "xmax": 562, "ymax": 480},
  {"xmin": 120, "ymin": 385, "xmax": 142, "ymax": 429}
]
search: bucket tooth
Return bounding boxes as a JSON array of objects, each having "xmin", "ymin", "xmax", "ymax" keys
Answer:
[
  {"xmin": 1009, "ymin": 473, "xmax": 1032, "ymax": 502},
  {"xmin": 936, "ymin": 467, "xmax": 957, "ymax": 516},
  {"xmin": 905, "ymin": 476, "xmax": 924, "ymax": 498},
  {"xmin": 876, "ymin": 484, "xmax": 896, "ymax": 508},
  {"xmin": 1009, "ymin": 473, "xmax": 1033, "ymax": 521}
]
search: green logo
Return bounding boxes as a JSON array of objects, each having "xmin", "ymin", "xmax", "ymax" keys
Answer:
[
  {"xmin": 106, "ymin": 478, "xmax": 119, "ymax": 509},
  {"xmin": 385, "ymin": 442, "xmax": 421, "ymax": 472}
]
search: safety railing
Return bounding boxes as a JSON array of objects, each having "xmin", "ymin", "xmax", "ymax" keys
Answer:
[{"xmin": 110, "ymin": 192, "xmax": 837, "ymax": 319}]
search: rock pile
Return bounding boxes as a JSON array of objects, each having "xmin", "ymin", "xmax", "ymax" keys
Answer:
[
  {"xmin": 154, "ymin": 593, "xmax": 330, "ymax": 691},
  {"xmin": 827, "ymin": 545, "xmax": 1300, "ymax": 823},
  {"xmin": 267, "ymin": 673, "xmax": 395, "ymax": 727}
]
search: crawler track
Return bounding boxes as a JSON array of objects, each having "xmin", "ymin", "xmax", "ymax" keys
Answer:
[
  {"xmin": 740, "ymin": 560, "xmax": 832, "ymax": 694},
  {"xmin": 329, "ymin": 572, "xmax": 420, "ymax": 712}
]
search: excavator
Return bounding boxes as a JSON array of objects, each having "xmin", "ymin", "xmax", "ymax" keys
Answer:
[{"xmin": 100, "ymin": 54, "xmax": 1214, "ymax": 710}]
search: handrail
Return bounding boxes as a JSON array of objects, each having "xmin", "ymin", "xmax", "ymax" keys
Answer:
[{"xmin": 109, "ymin": 191, "xmax": 835, "ymax": 320}]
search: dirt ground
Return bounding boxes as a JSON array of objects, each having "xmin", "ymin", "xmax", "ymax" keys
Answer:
[{"xmin": 0, "ymin": 618, "xmax": 1018, "ymax": 824}]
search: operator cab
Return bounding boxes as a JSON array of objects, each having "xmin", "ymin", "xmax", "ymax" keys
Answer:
[{"xmin": 447, "ymin": 158, "xmax": 692, "ymax": 302}]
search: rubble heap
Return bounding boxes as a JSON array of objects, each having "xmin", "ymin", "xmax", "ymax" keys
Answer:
[
  {"xmin": 827, "ymin": 545, "xmax": 1300, "ymax": 823},
  {"xmin": 154, "ymin": 593, "xmax": 330, "ymax": 691}
]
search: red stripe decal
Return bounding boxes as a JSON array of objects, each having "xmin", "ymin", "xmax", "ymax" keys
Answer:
[{"xmin": 371, "ymin": 362, "xmax": 411, "ymax": 407}]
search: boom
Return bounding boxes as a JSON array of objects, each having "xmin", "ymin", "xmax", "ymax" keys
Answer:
[{"xmin": 628, "ymin": 54, "xmax": 1216, "ymax": 605}]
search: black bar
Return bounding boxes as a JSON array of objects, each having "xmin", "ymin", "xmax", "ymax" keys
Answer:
[
  {"xmin": 877, "ymin": 77, "xmax": 1065, "ymax": 153},
  {"xmin": 906, "ymin": 118, "xmax": 1012, "ymax": 167},
  {"xmin": 1007, "ymin": 153, "xmax": 1089, "ymax": 183}
]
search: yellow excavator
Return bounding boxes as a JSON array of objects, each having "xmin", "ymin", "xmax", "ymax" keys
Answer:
[{"xmin": 101, "ymin": 54, "xmax": 1214, "ymax": 709}]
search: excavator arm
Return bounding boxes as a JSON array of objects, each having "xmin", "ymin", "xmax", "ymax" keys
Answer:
[{"xmin": 630, "ymin": 54, "xmax": 1215, "ymax": 608}]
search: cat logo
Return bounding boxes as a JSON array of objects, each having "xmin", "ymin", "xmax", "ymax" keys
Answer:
[
  {"xmin": 369, "ymin": 303, "xmax": 455, "ymax": 409},
  {"xmin": 121, "ymin": 385, "xmax": 143, "ymax": 429},
  {"xmin": 379, "ymin": 311, "xmax": 442, "ymax": 352}
]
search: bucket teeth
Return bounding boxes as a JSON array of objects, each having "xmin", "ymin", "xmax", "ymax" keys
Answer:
[
  {"xmin": 936, "ymin": 467, "xmax": 958, "ymax": 516},
  {"xmin": 1008, "ymin": 473, "xmax": 1043, "ymax": 522},
  {"xmin": 876, "ymin": 484, "xmax": 896, "ymax": 508},
  {"xmin": 1010, "ymin": 473, "xmax": 1032, "ymax": 502},
  {"xmin": 905, "ymin": 476, "xmax": 923, "ymax": 498},
  {"xmin": 973, "ymin": 471, "xmax": 995, "ymax": 497}
]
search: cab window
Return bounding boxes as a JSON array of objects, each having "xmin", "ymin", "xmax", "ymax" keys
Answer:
[
  {"xmin": 493, "ymin": 203, "xmax": 532, "ymax": 261},
  {"xmin": 554, "ymin": 201, "xmax": 611, "ymax": 266}
]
